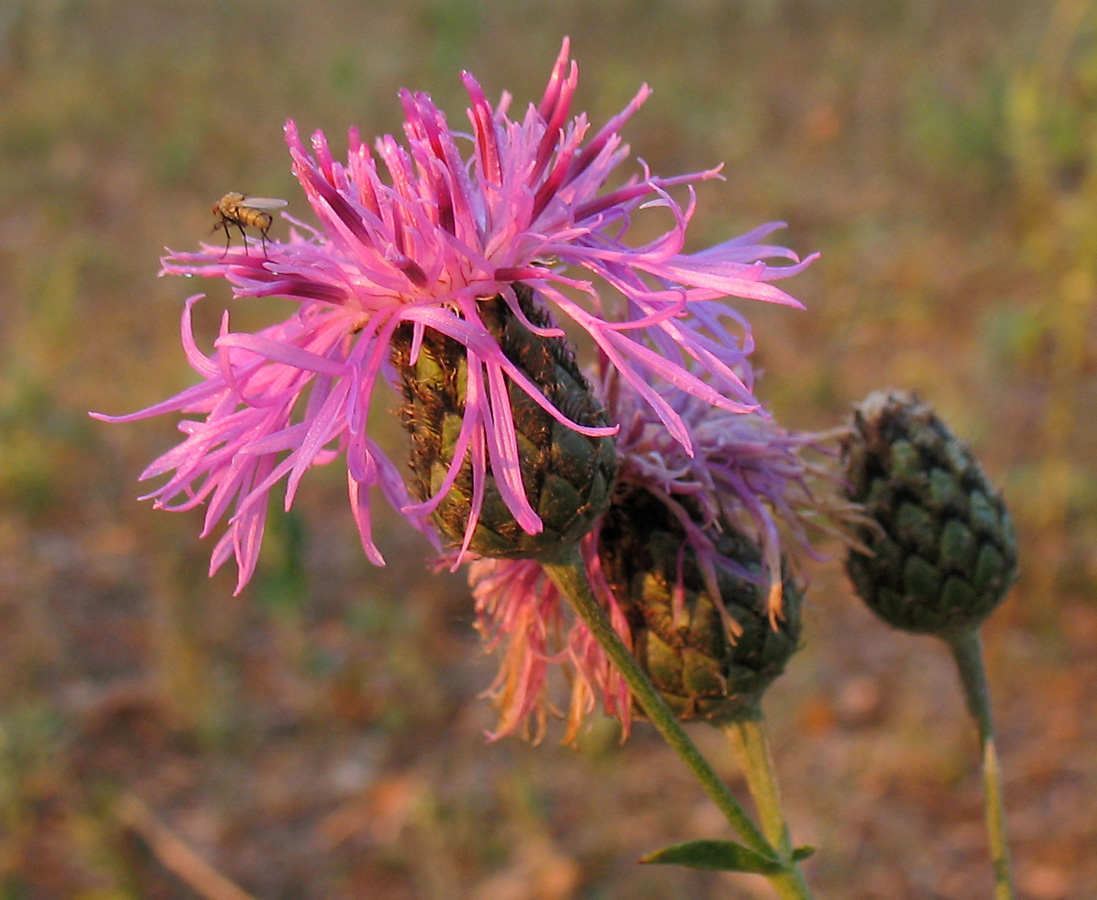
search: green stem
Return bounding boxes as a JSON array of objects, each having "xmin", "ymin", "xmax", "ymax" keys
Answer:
[
  {"xmin": 722, "ymin": 711, "xmax": 813, "ymax": 898},
  {"xmin": 541, "ymin": 546, "xmax": 814, "ymax": 900},
  {"xmin": 946, "ymin": 628, "xmax": 1014, "ymax": 900},
  {"xmin": 722, "ymin": 710, "xmax": 794, "ymax": 855}
]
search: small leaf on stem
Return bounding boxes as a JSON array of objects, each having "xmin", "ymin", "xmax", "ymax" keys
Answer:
[{"xmin": 640, "ymin": 839, "xmax": 784, "ymax": 874}]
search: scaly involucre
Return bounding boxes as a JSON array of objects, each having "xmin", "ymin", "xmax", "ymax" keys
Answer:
[{"xmin": 95, "ymin": 38, "xmax": 814, "ymax": 590}]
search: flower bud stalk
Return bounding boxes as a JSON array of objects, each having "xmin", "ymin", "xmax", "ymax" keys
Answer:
[
  {"xmin": 947, "ymin": 629, "xmax": 1014, "ymax": 900},
  {"xmin": 722, "ymin": 711, "xmax": 799, "ymax": 870}
]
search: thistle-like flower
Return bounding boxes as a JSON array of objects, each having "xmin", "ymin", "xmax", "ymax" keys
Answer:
[
  {"xmin": 94, "ymin": 38, "xmax": 815, "ymax": 590},
  {"xmin": 597, "ymin": 487, "xmax": 805, "ymax": 725},
  {"xmin": 843, "ymin": 394, "xmax": 1021, "ymax": 900},
  {"xmin": 842, "ymin": 391, "xmax": 1018, "ymax": 636},
  {"xmin": 470, "ymin": 367, "xmax": 851, "ymax": 740}
]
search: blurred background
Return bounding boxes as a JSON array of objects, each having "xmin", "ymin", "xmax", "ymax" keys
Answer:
[{"xmin": 1, "ymin": 1, "xmax": 1095, "ymax": 898}]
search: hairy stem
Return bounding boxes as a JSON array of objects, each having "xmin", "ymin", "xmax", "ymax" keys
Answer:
[
  {"xmin": 947, "ymin": 628, "xmax": 1014, "ymax": 900},
  {"xmin": 723, "ymin": 711, "xmax": 794, "ymax": 855},
  {"xmin": 542, "ymin": 545, "xmax": 814, "ymax": 899}
]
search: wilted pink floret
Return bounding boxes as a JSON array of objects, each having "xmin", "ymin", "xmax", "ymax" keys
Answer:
[
  {"xmin": 470, "ymin": 534, "xmax": 633, "ymax": 744},
  {"xmin": 94, "ymin": 38, "xmax": 815, "ymax": 590}
]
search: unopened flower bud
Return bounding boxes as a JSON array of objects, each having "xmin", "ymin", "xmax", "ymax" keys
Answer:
[
  {"xmin": 598, "ymin": 486, "xmax": 802, "ymax": 723},
  {"xmin": 842, "ymin": 391, "xmax": 1018, "ymax": 636},
  {"xmin": 394, "ymin": 284, "xmax": 617, "ymax": 559}
]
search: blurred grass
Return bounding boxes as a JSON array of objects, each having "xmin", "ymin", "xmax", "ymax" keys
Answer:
[{"xmin": 2, "ymin": 1, "xmax": 1096, "ymax": 898}]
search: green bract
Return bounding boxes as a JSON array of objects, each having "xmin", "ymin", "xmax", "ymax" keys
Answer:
[{"xmin": 394, "ymin": 284, "xmax": 617, "ymax": 559}]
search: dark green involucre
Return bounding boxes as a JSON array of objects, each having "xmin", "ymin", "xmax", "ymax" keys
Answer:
[
  {"xmin": 842, "ymin": 391, "xmax": 1018, "ymax": 636},
  {"xmin": 392, "ymin": 284, "xmax": 617, "ymax": 559},
  {"xmin": 598, "ymin": 487, "xmax": 802, "ymax": 723}
]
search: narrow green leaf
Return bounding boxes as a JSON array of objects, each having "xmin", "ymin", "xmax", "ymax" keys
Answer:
[
  {"xmin": 791, "ymin": 845, "xmax": 817, "ymax": 863},
  {"xmin": 640, "ymin": 839, "xmax": 783, "ymax": 874}
]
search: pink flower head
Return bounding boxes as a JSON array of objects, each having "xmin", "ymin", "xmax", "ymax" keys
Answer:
[
  {"xmin": 94, "ymin": 38, "xmax": 815, "ymax": 591},
  {"xmin": 470, "ymin": 366, "xmax": 849, "ymax": 741}
]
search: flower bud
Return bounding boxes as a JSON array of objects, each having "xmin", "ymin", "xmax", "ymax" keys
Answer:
[
  {"xmin": 842, "ymin": 391, "xmax": 1018, "ymax": 636},
  {"xmin": 598, "ymin": 486, "xmax": 802, "ymax": 723},
  {"xmin": 393, "ymin": 284, "xmax": 617, "ymax": 559}
]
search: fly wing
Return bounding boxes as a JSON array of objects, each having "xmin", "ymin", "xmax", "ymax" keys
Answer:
[{"xmin": 242, "ymin": 197, "xmax": 289, "ymax": 210}]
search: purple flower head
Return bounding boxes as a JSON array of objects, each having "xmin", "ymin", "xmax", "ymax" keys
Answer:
[
  {"xmin": 94, "ymin": 38, "xmax": 815, "ymax": 591},
  {"xmin": 604, "ymin": 366, "xmax": 852, "ymax": 627},
  {"xmin": 470, "ymin": 366, "xmax": 850, "ymax": 740}
]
